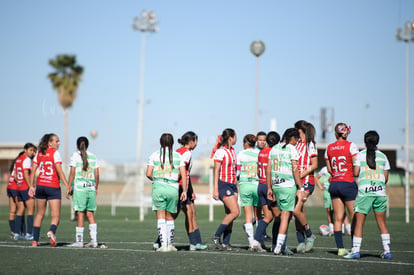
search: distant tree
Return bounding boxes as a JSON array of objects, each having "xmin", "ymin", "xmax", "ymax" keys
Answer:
[{"xmin": 48, "ymin": 54, "xmax": 84, "ymax": 109}]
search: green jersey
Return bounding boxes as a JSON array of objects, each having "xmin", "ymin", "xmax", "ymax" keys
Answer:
[
  {"xmin": 70, "ymin": 151, "xmax": 99, "ymax": 191},
  {"xmin": 355, "ymin": 149, "xmax": 390, "ymax": 197},
  {"xmin": 237, "ymin": 148, "xmax": 259, "ymax": 185},
  {"xmin": 268, "ymin": 143, "xmax": 299, "ymax": 188}
]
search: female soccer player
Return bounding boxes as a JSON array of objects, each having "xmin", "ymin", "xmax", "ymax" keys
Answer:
[
  {"xmin": 324, "ymin": 123, "xmax": 358, "ymax": 256},
  {"xmin": 67, "ymin": 136, "xmax": 100, "ymax": 248},
  {"xmin": 255, "ymin": 131, "xmax": 283, "ymax": 251},
  {"xmin": 294, "ymin": 120, "xmax": 317, "ymax": 253},
  {"xmin": 14, "ymin": 143, "xmax": 37, "ymax": 240},
  {"xmin": 147, "ymin": 133, "xmax": 187, "ymax": 252},
  {"xmin": 29, "ymin": 133, "xmax": 70, "ymax": 247},
  {"xmin": 344, "ymin": 131, "xmax": 392, "ymax": 259},
  {"xmin": 267, "ymin": 128, "xmax": 304, "ymax": 255},
  {"xmin": 175, "ymin": 131, "xmax": 207, "ymax": 251},
  {"xmin": 237, "ymin": 134, "xmax": 263, "ymax": 251},
  {"xmin": 211, "ymin": 128, "xmax": 239, "ymax": 251}
]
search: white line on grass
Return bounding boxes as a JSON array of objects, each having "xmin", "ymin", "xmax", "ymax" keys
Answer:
[{"xmin": 1, "ymin": 243, "xmax": 413, "ymax": 267}]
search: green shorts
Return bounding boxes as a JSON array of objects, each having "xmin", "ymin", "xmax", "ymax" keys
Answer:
[
  {"xmin": 354, "ymin": 195, "xmax": 388, "ymax": 215},
  {"xmin": 272, "ymin": 186, "xmax": 296, "ymax": 212},
  {"xmin": 323, "ymin": 190, "xmax": 332, "ymax": 209},
  {"xmin": 73, "ymin": 189, "xmax": 97, "ymax": 212},
  {"xmin": 152, "ymin": 182, "xmax": 179, "ymax": 213},
  {"xmin": 239, "ymin": 183, "xmax": 259, "ymax": 207}
]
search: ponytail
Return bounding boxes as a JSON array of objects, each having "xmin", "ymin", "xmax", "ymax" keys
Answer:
[
  {"xmin": 76, "ymin": 136, "xmax": 89, "ymax": 171},
  {"xmin": 364, "ymin": 131, "xmax": 379, "ymax": 170}
]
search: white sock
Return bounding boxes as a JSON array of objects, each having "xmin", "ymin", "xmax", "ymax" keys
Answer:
[
  {"xmin": 76, "ymin": 227, "xmax": 84, "ymax": 243},
  {"xmin": 352, "ymin": 236, "xmax": 362, "ymax": 253},
  {"xmin": 166, "ymin": 220, "xmax": 175, "ymax": 246},
  {"xmin": 157, "ymin": 219, "xmax": 167, "ymax": 247},
  {"xmin": 346, "ymin": 224, "xmax": 351, "ymax": 234},
  {"xmin": 89, "ymin": 223, "xmax": 97, "ymax": 243},
  {"xmin": 342, "ymin": 224, "xmax": 345, "ymax": 234},
  {"xmin": 244, "ymin": 223, "xmax": 254, "ymax": 244},
  {"xmin": 329, "ymin": 223, "xmax": 334, "ymax": 232},
  {"xmin": 381, "ymin": 234, "xmax": 391, "ymax": 253}
]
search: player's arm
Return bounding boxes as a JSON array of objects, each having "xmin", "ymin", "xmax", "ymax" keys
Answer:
[
  {"xmin": 213, "ymin": 161, "xmax": 221, "ymax": 200},
  {"xmin": 179, "ymin": 166, "xmax": 187, "ymax": 202},
  {"xmin": 146, "ymin": 165, "xmax": 154, "ymax": 180},
  {"xmin": 94, "ymin": 167, "xmax": 100, "ymax": 194}
]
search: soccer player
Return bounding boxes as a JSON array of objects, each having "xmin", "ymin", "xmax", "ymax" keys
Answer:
[
  {"xmin": 211, "ymin": 128, "xmax": 239, "ymax": 251},
  {"xmin": 324, "ymin": 123, "xmax": 358, "ymax": 256},
  {"xmin": 147, "ymin": 133, "xmax": 187, "ymax": 252},
  {"xmin": 267, "ymin": 128, "xmax": 305, "ymax": 255},
  {"xmin": 315, "ymin": 166, "xmax": 334, "ymax": 235},
  {"xmin": 294, "ymin": 120, "xmax": 317, "ymax": 253},
  {"xmin": 29, "ymin": 133, "xmax": 70, "ymax": 247},
  {"xmin": 344, "ymin": 131, "xmax": 392, "ymax": 259},
  {"xmin": 175, "ymin": 131, "xmax": 207, "ymax": 251},
  {"xmin": 237, "ymin": 134, "xmax": 263, "ymax": 251},
  {"xmin": 67, "ymin": 136, "xmax": 100, "ymax": 248},
  {"xmin": 14, "ymin": 143, "xmax": 37, "ymax": 240}
]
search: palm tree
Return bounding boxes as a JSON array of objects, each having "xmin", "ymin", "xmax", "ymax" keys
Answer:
[
  {"xmin": 48, "ymin": 54, "xmax": 84, "ymax": 167},
  {"xmin": 48, "ymin": 54, "xmax": 83, "ymax": 220}
]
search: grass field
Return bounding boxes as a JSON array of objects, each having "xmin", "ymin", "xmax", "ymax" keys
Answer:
[{"xmin": 1, "ymin": 205, "xmax": 413, "ymax": 274}]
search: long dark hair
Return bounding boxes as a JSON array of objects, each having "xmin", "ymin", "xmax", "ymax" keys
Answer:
[
  {"xmin": 38, "ymin": 133, "xmax": 56, "ymax": 154},
  {"xmin": 266, "ymin": 131, "xmax": 280, "ymax": 147},
  {"xmin": 178, "ymin": 131, "xmax": 198, "ymax": 146},
  {"xmin": 281, "ymin": 128, "xmax": 299, "ymax": 149},
  {"xmin": 160, "ymin": 133, "xmax": 174, "ymax": 169},
  {"xmin": 9, "ymin": 143, "xmax": 36, "ymax": 174},
  {"xmin": 294, "ymin": 120, "xmax": 316, "ymax": 148},
  {"xmin": 219, "ymin": 128, "xmax": 236, "ymax": 147},
  {"xmin": 243, "ymin": 134, "xmax": 256, "ymax": 148},
  {"xmin": 364, "ymin": 130, "xmax": 379, "ymax": 170},
  {"xmin": 77, "ymin": 136, "xmax": 89, "ymax": 171}
]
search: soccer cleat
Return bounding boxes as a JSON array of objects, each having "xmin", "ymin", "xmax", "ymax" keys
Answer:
[
  {"xmin": 167, "ymin": 245, "xmax": 178, "ymax": 252},
  {"xmin": 85, "ymin": 241, "xmax": 98, "ymax": 248},
  {"xmin": 273, "ymin": 246, "xmax": 282, "ymax": 255},
  {"xmin": 190, "ymin": 244, "xmax": 197, "ymax": 251},
  {"xmin": 67, "ymin": 242, "xmax": 84, "ymax": 248},
  {"xmin": 305, "ymin": 235, "xmax": 316, "ymax": 252},
  {"xmin": 153, "ymin": 242, "xmax": 160, "ymax": 250},
  {"xmin": 344, "ymin": 251, "xmax": 361, "ymax": 259},
  {"xmin": 13, "ymin": 233, "xmax": 22, "ymax": 240},
  {"xmin": 251, "ymin": 240, "xmax": 266, "ymax": 252},
  {"xmin": 283, "ymin": 246, "xmax": 294, "ymax": 256},
  {"xmin": 195, "ymin": 243, "xmax": 208, "ymax": 250},
  {"xmin": 296, "ymin": 242, "xmax": 306, "ymax": 253},
  {"xmin": 212, "ymin": 236, "xmax": 223, "ymax": 250},
  {"xmin": 25, "ymin": 234, "xmax": 34, "ymax": 241},
  {"xmin": 381, "ymin": 252, "xmax": 393, "ymax": 260},
  {"xmin": 47, "ymin": 231, "xmax": 56, "ymax": 247},
  {"xmin": 338, "ymin": 248, "xmax": 349, "ymax": 256},
  {"xmin": 221, "ymin": 244, "xmax": 233, "ymax": 251},
  {"xmin": 32, "ymin": 241, "xmax": 38, "ymax": 247},
  {"xmin": 156, "ymin": 246, "xmax": 169, "ymax": 252}
]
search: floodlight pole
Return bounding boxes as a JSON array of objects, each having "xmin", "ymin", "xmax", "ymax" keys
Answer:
[
  {"xmin": 133, "ymin": 10, "xmax": 159, "ymax": 165},
  {"xmin": 397, "ymin": 21, "xmax": 414, "ymax": 224},
  {"xmin": 250, "ymin": 41, "xmax": 265, "ymax": 134}
]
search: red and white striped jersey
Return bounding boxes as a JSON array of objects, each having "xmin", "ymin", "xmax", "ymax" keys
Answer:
[
  {"xmin": 296, "ymin": 140, "xmax": 318, "ymax": 185},
  {"xmin": 213, "ymin": 146, "xmax": 237, "ymax": 184}
]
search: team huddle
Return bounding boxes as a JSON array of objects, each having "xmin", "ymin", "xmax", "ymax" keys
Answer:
[
  {"xmin": 6, "ymin": 122, "xmax": 393, "ymax": 259},
  {"xmin": 7, "ymin": 134, "xmax": 100, "ymax": 248},
  {"xmin": 148, "ymin": 121, "xmax": 392, "ymax": 260}
]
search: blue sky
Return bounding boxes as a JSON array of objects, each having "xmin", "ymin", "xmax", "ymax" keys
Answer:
[{"xmin": 1, "ymin": 0, "xmax": 413, "ymax": 164}]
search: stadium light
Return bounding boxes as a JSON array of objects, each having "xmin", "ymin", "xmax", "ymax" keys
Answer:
[
  {"xmin": 132, "ymin": 10, "xmax": 159, "ymax": 164},
  {"xmin": 396, "ymin": 21, "xmax": 414, "ymax": 224},
  {"xmin": 250, "ymin": 40, "xmax": 265, "ymax": 133}
]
